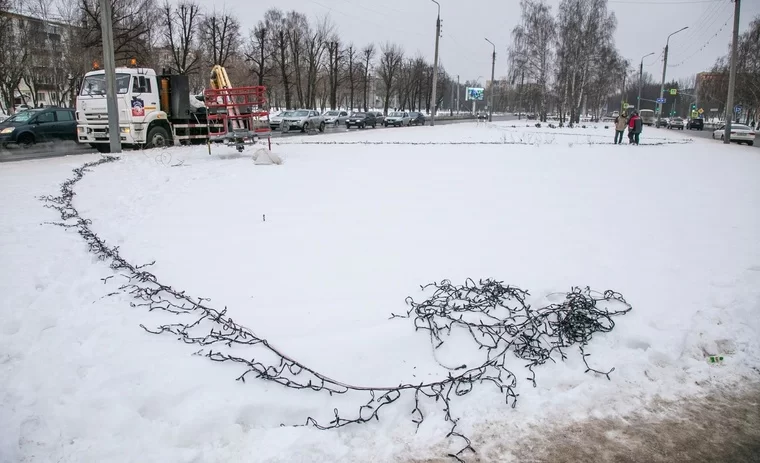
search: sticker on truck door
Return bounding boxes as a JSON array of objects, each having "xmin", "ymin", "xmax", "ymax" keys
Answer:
[{"xmin": 131, "ymin": 98, "xmax": 144, "ymax": 117}]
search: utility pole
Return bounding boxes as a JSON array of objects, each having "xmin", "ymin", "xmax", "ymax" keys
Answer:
[
  {"xmin": 450, "ymin": 79, "xmax": 454, "ymax": 116},
  {"xmin": 658, "ymin": 27, "xmax": 688, "ymax": 120},
  {"xmin": 485, "ymin": 38, "xmax": 496, "ymax": 123},
  {"xmin": 638, "ymin": 52, "xmax": 654, "ymax": 113},
  {"xmin": 620, "ymin": 72, "xmax": 626, "ymax": 114},
  {"xmin": 724, "ymin": 0, "xmax": 741, "ymax": 144},
  {"xmin": 430, "ymin": 0, "xmax": 441, "ymax": 126},
  {"xmin": 100, "ymin": 0, "xmax": 121, "ymax": 153},
  {"xmin": 456, "ymin": 75, "xmax": 460, "ymax": 113}
]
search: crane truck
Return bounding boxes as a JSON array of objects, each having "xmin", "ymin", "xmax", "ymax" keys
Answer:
[{"xmin": 76, "ymin": 63, "xmax": 269, "ymax": 153}]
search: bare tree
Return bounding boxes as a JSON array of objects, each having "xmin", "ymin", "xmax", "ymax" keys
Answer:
[
  {"xmin": 80, "ymin": 0, "xmax": 156, "ymax": 64},
  {"xmin": 304, "ymin": 16, "xmax": 331, "ymax": 109},
  {"xmin": 509, "ymin": 0, "xmax": 555, "ymax": 121},
  {"xmin": 377, "ymin": 42, "xmax": 403, "ymax": 115},
  {"xmin": 554, "ymin": 0, "xmax": 617, "ymax": 124},
  {"xmin": 0, "ymin": 0, "xmax": 30, "ymax": 112},
  {"xmin": 245, "ymin": 21, "xmax": 271, "ymax": 86},
  {"xmin": 199, "ymin": 9, "xmax": 240, "ymax": 67},
  {"xmin": 326, "ymin": 36, "xmax": 342, "ymax": 109},
  {"xmin": 345, "ymin": 44, "xmax": 358, "ymax": 111},
  {"xmin": 361, "ymin": 43, "xmax": 375, "ymax": 111},
  {"xmin": 265, "ymin": 9, "xmax": 292, "ymax": 109},
  {"xmin": 160, "ymin": 0, "xmax": 202, "ymax": 75}
]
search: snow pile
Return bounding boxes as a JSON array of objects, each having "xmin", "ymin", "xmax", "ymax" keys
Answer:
[
  {"xmin": 253, "ymin": 147, "xmax": 283, "ymax": 165},
  {"xmin": 1, "ymin": 124, "xmax": 759, "ymax": 462}
]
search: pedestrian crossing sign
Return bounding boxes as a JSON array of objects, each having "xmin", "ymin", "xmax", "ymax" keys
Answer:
[{"xmin": 669, "ymin": 89, "xmax": 677, "ymax": 95}]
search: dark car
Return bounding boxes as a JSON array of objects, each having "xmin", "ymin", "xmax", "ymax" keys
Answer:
[
  {"xmin": 370, "ymin": 111, "xmax": 385, "ymax": 125},
  {"xmin": 409, "ymin": 112, "xmax": 426, "ymax": 126},
  {"xmin": 346, "ymin": 112, "xmax": 377, "ymax": 129},
  {"xmin": 0, "ymin": 107, "xmax": 77, "ymax": 147},
  {"xmin": 687, "ymin": 118, "xmax": 704, "ymax": 130},
  {"xmin": 477, "ymin": 112, "xmax": 488, "ymax": 121}
]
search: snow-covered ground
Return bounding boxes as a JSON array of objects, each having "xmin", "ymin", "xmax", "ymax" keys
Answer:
[{"xmin": 1, "ymin": 122, "xmax": 759, "ymax": 463}]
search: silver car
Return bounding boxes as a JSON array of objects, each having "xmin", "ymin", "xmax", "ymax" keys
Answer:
[
  {"xmin": 269, "ymin": 111, "xmax": 289, "ymax": 130},
  {"xmin": 323, "ymin": 110, "xmax": 349, "ymax": 126},
  {"xmin": 282, "ymin": 109, "xmax": 326, "ymax": 132},
  {"xmin": 384, "ymin": 111, "xmax": 411, "ymax": 127}
]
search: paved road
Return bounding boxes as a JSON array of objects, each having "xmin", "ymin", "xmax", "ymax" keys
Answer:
[
  {"xmin": 0, "ymin": 115, "xmax": 517, "ymax": 163},
  {"xmin": 657, "ymin": 124, "xmax": 758, "ymax": 149}
]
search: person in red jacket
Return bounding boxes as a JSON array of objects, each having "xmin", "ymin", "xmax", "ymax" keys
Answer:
[{"xmin": 627, "ymin": 111, "xmax": 642, "ymax": 145}]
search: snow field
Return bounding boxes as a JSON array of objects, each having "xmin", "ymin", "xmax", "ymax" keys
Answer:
[{"xmin": 1, "ymin": 121, "xmax": 759, "ymax": 462}]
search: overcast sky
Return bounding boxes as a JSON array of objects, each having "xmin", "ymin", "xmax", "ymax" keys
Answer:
[{"xmin": 200, "ymin": 0, "xmax": 760, "ymax": 85}]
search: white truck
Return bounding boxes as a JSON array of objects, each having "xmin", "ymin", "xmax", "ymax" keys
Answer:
[{"xmin": 76, "ymin": 65, "xmax": 267, "ymax": 153}]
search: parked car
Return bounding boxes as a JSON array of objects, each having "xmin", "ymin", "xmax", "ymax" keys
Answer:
[
  {"xmin": 409, "ymin": 112, "xmax": 426, "ymax": 126},
  {"xmin": 0, "ymin": 107, "xmax": 77, "ymax": 147},
  {"xmin": 0, "ymin": 110, "xmax": 8, "ymax": 123},
  {"xmin": 281, "ymin": 109, "xmax": 325, "ymax": 132},
  {"xmin": 323, "ymin": 110, "xmax": 349, "ymax": 126},
  {"xmin": 667, "ymin": 117, "xmax": 685, "ymax": 130},
  {"xmin": 269, "ymin": 110, "xmax": 289, "ymax": 130},
  {"xmin": 370, "ymin": 111, "xmax": 385, "ymax": 125},
  {"xmin": 712, "ymin": 123, "xmax": 755, "ymax": 145},
  {"xmin": 686, "ymin": 118, "xmax": 704, "ymax": 130},
  {"xmin": 384, "ymin": 111, "xmax": 411, "ymax": 127},
  {"xmin": 346, "ymin": 112, "xmax": 377, "ymax": 129}
]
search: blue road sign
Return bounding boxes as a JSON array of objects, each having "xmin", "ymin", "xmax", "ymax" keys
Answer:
[
  {"xmin": 656, "ymin": 97, "xmax": 666, "ymax": 104},
  {"xmin": 735, "ymin": 105, "xmax": 742, "ymax": 113}
]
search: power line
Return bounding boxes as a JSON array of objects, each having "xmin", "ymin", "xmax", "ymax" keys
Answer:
[
  {"xmin": 668, "ymin": 0, "xmax": 730, "ymax": 53},
  {"xmin": 668, "ymin": 2, "xmax": 733, "ymax": 65},
  {"xmin": 668, "ymin": 12, "xmax": 733, "ymax": 68}
]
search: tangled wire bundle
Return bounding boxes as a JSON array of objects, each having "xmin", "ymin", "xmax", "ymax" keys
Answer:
[{"xmin": 41, "ymin": 157, "xmax": 633, "ymax": 462}]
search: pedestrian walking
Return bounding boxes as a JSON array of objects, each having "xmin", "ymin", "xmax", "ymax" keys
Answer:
[
  {"xmin": 628, "ymin": 111, "xmax": 642, "ymax": 145},
  {"xmin": 614, "ymin": 112, "xmax": 627, "ymax": 144}
]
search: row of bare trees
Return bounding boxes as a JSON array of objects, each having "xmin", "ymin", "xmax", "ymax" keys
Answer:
[
  {"xmin": 0, "ymin": 0, "xmax": 456, "ymax": 115},
  {"xmin": 698, "ymin": 15, "xmax": 760, "ymax": 126},
  {"xmin": 508, "ymin": 0, "xmax": 626, "ymax": 123}
]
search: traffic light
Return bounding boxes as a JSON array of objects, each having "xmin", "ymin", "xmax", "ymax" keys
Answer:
[{"xmin": 691, "ymin": 103, "xmax": 697, "ymax": 111}]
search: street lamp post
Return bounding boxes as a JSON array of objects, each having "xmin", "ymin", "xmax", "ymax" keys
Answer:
[
  {"xmin": 658, "ymin": 27, "xmax": 688, "ymax": 120},
  {"xmin": 637, "ymin": 52, "xmax": 655, "ymax": 113},
  {"xmin": 430, "ymin": 0, "xmax": 441, "ymax": 126},
  {"xmin": 485, "ymin": 38, "xmax": 496, "ymax": 122}
]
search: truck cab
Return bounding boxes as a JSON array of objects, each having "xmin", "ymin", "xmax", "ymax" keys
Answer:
[{"xmin": 76, "ymin": 66, "xmax": 204, "ymax": 151}]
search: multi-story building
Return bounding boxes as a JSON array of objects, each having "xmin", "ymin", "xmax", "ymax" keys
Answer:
[{"xmin": 0, "ymin": 10, "xmax": 79, "ymax": 112}]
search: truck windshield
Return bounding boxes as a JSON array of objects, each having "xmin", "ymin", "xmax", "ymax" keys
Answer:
[{"xmin": 80, "ymin": 73, "xmax": 131, "ymax": 96}]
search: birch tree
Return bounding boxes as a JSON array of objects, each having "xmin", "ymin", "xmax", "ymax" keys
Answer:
[{"xmin": 509, "ymin": 0, "xmax": 555, "ymax": 121}]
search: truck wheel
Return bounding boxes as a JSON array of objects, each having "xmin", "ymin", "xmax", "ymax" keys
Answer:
[
  {"xmin": 146, "ymin": 126, "xmax": 170, "ymax": 148},
  {"xmin": 319, "ymin": 121, "xmax": 325, "ymax": 132},
  {"xmin": 95, "ymin": 144, "xmax": 111, "ymax": 154}
]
